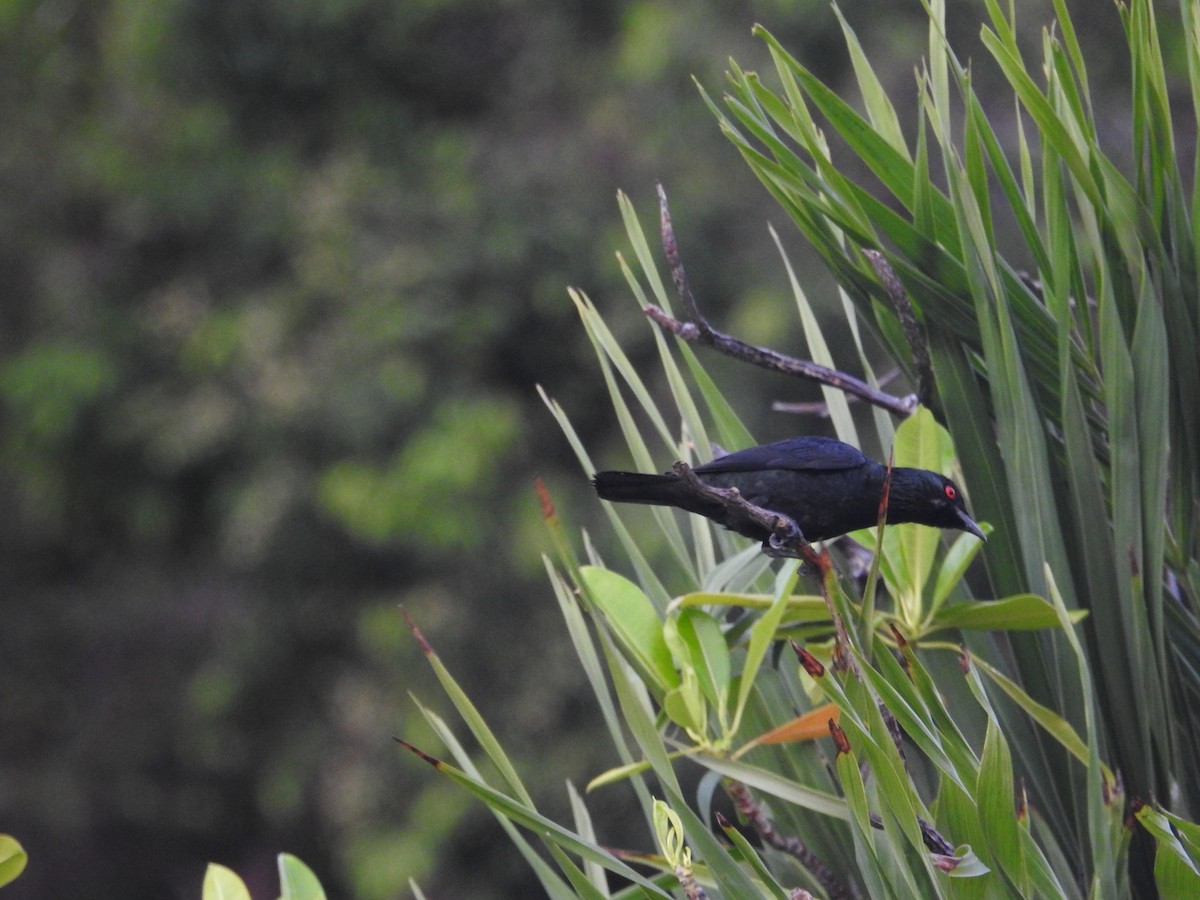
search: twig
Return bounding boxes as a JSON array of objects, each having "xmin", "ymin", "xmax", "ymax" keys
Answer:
[
  {"xmin": 671, "ymin": 461, "xmax": 823, "ymax": 564},
  {"xmin": 862, "ymin": 249, "xmax": 934, "ymax": 409},
  {"xmin": 725, "ymin": 780, "xmax": 858, "ymax": 900},
  {"xmin": 772, "ymin": 369, "xmax": 903, "ymax": 417},
  {"xmin": 652, "ymin": 184, "xmax": 917, "ymax": 417}
]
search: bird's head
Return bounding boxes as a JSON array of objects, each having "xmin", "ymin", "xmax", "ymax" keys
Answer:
[{"xmin": 887, "ymin": 468, "xmax": 985, "ymax": 540}]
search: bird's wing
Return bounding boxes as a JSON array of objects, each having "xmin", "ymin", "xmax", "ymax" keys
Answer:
[{"xmin": 694, "ymin": 436, "xmax": 868, "ymax": 473}]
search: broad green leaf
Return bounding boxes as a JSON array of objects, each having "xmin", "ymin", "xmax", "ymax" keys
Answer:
[
  {"xmin": 277, "ymin": 854, "xmax": 326, "ymax": 900},
  {"xmin": 662, "ymin": 669, "xmax": 708, "ymax": 738},
  {"xmin": 1160, "ymin": 808, "xmax": 1200, "ymax": 864},
  {"xmin": 891, "ymin": 408, "xmax": 956, "ymax": 625},
  {"xmin": 666, "ymin": 608, "xmax": 730, "ymax": 717},
  {"xmin": 0, "ymin": 835, "xmax": 27, "ymax": 888},
  {"xmin": 946, "ymin": 847, "xmax": 991, "ymax": 879},
  {"xmin": 202, "ymin": 865, "xmax": 251, "ymax": 900},
  {"xmin": 832, "ymin": 5, "xmax": 908, "ymax": 159},
  {"xmin": 580, "ymin": 566, "xmax": 678, "ymax": 692}
]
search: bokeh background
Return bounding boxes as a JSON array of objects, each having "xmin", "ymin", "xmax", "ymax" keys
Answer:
[{"xmin": 0, "ymin": 1, "xmax": 1133, "ymax": 897}]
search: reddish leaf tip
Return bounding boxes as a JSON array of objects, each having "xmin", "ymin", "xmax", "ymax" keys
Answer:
[
  {"xmin": 791, "ymin": 640, "xmax": 826, "ymax": 678},
  {"xmin": 829, "ymin": 719, "xmax": 851, "ymax": 755},
  {"xmin": 402, "ymin": 608, "xmax": 434, "ymax": 656},
  {"xmin": 394, "ymin": 738, "xmax": 442, "ymax": 769},
  {"xmin": 534, "ymin": 477, "xmax": 556, "ymax": 520},
  {"xmin": 931, "ymin": 854, "xmax": 960, "ymax": 873}
]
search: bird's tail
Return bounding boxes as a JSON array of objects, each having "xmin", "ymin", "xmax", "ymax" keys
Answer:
[
  {"xmin": 592, "ymin": 471, "xmax": 687, "ymax": 506},
  {"xmin": 592, "ymin": 470, "xmax": 725, "ymax": 520}
]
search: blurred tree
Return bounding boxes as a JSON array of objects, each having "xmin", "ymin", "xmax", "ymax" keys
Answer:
[{"xmin": 0, "ymin": 0, "xmax": 1134, "ymax": 897}]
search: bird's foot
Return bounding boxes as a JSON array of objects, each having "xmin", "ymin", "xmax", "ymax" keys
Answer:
[{"xmin": 764, "ymin": 517, "xmax": 805, "ymax": 559}]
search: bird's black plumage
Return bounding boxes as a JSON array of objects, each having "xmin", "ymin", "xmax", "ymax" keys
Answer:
[{"xmin": 592, "ymin": 436, "xmax": 984, "ymax": 544}]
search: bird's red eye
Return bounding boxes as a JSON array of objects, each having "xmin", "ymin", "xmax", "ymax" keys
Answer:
[{"xmin": 945, "ymin": 484, "xmax": 956, "ymax": 500}]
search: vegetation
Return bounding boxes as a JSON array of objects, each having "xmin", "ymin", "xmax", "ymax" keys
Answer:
[
  {"xmin": 4, "ymin": 0, "xmax": 1195, "ymax": 897},
  {"xmin": 401, "ymin": 0, "xmax": 1200, "ymax": 896}
]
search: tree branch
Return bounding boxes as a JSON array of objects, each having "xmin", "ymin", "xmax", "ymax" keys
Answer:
[
  {"xmin": 862, "ymin": 249, "xmax": 933, "ymax": 409},
  {"xmin": 671, "ymin": 461, "xmax": 822, "ymax": 564},
  {"xmin": 651, "ymin": 184, "xmax": 917, "ymax": 418},
  {"xmin": 725, "ymin": 780, "xmax": 858, "ymax": 900}
]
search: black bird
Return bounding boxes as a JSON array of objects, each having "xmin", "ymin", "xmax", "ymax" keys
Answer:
[{"xmin": 593, "ymin": 436, "xmax": 984, "ymax": 544}]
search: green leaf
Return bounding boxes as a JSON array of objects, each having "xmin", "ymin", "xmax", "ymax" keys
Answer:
[
  {"xmin": 277, "ymin": 854, "xmax": 326, "ymax": 900},
  {"xmin": 925, "ymin": 594, "xmax": 1088, "ymax": 634},
  {"xmin": 1135, "ymin": 803, "xmax": 1200, "ymax": 897},
  {"xmin": 692, "ymin": 753, "xmax": 849, "ymax": 821},
  {"xmin": 772, "ymin": 224, "xmax": 857, "ymax": 447},
  {"xmin": 666, "ymin": 608, "xmax": 730, "ymax": 718},
  {"xmin": 411, "ymin": 619, "xmax": 537, "ymax": 807},
  {"xmin": 662, "ymin": 669, "xmax": 708, "ymax": 737},
  {"xmin": 969, "ymin": 654, "xmax": 1102, "ymax": 776},
  {"xmin": 411, "ymin": 698, "xmax": 581, "ymax": 899},
  {"xmin": 889, "ymin": 408, "xmax": 954, "ymax": 624},
  {"xmin": 566, "ymin": 781, "xmax": 609, "ymax": 894},
  {"xmin": 976, "ymin": 717, "xmax": 1024, "ymax": 891},
  {"xmin": 0, "ymin": 835, "xmax": 27, "ymax": 889},
  {"xmin": 715, "ymin": 815, "xmax": 793, "ymax": 900},
  {"xmin": 400, "ymin": 742, "xmax": 673, "ymax": 898},
  {"xmin": 580, "ymin": 566, "xmax": 678, "ymax": 692},
  {"xmin": 929, "ymin": 527, "xmax": 989, "ymax": 614},
  {"xmin": 731, "ymin": 562, "xmax": 801, "ymax": 735},
  {"xmin": 202, "ymin": 864, "xmax": 252, "ymax": 900}
]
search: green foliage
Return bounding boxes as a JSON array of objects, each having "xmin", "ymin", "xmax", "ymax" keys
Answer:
[
  {"xmin": 318, "ymin": 396, "xmax": 520, "ymax": 549},
  {"xmin": 200, "ymin": 854, "xmax": 326, "ymax": 900},
  {"xmin": 0, "ymin": 836, "xmax": 27, "ymax": 889},
  {"xmin": 403, "ymin": 1, "xmax": 1200, "ymax": 897}
]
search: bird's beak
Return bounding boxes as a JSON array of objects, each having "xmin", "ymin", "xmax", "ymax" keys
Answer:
[{"xmin": 957, "ymin": 508, "xmax": 987, "ymax": 541}]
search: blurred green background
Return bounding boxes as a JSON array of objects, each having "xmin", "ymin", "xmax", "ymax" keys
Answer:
[{"xmin": 0, "ymin": 1, "xmax": 1129, "ymax": 897}]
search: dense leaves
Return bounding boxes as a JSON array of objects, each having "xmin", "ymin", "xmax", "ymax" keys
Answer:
[{"xmin": 0, "ymin": 0, "xmax": 1154, "ymax": 898}]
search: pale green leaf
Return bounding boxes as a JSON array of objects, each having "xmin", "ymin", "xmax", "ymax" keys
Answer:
[
  {"xmin": 0, "ymin": 835, "xmax": 27, "ymax": 889},
  {"xmin": 581, "ymin": 566, "xmax": 678, "ymax": 692},
  {"xmin": 202, "ymin": 865, "xmax": 252, "ymax": 900},
  {"xmin": 277, "ymin": 854, "xmax": 326, "ymax": 900}
]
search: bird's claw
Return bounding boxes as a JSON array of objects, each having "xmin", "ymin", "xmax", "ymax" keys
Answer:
[{"xmin": 764, "ymin": 517, "xmax": 805, "ymax": 559}]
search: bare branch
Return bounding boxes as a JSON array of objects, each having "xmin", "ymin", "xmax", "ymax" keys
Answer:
[
  {"xmin": 726, "ymin": 780, "xmax": 858, "ymax": 900},
  {"xmin": 773, "ymin": 369, "xmax": 903, "ymax": 416},
  {"xmin": 652, "ymin": 185, "xmax": 917, "ymax": 417},
  {"xmin": 862, "ymin": 249, "xmax": 933, "ymax": 409},
  {"xmin": 670, "ymin": 461, "xmax": 824, "ymax": 563}
]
